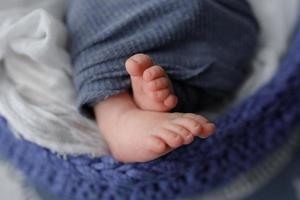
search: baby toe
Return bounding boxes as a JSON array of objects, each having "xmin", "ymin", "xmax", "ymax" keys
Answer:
[
  {"xmin": 146, "ymin": 77, "xmax": 170, "ymax": 91},
  {"xmin": 156, "ymin": 129, "xmax": 183, "ymax": 148},
  {"xmin": 173, "ymin": 117, "xmax": 202, "ymax": 136},
  {"xmin": 199, "ymin": 123, "xmax": 216, "ymax": 138},
  {"xmin": 147, "ymin": 135, "xmax": 168, "ymax": 154},
  {"xmin": 163, "ymin": 94, "xmax": 178, "ymax": 109},
  {"xmin": 149, "ymin": 88, "xmax": 170, "ymax": 101},
  {"xmin": 143, "ymin": 65, "xmax": 166, "ymax": 82},
  {"xmin": 164, "ymin": 124, "xmax": 194, "ymax": 145},
  {"xmin": 182, "ymin": 113, "xmax": 209, "ymax": 124}
]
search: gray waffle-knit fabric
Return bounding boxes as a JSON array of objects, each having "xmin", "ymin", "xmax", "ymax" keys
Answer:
[{"xmin": 66, "ymin": 0, "xmax": 259, "ymax": 117}]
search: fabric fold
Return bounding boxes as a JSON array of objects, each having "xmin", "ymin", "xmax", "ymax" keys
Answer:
[
  {"xmin": 0, "ymin": 0, "xmax": 108, "ymax": 156},
  {"xmin": 67, "ymin": 0, "xmax": 259, "ymax": 116}
]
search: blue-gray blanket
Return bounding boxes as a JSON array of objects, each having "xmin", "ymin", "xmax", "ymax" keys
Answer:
[{"xmin": 66, "ymin": 0, "xmax": 258, "ymax": 116}]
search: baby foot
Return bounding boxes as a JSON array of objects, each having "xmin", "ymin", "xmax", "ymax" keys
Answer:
[
  {"xmin": 125, "ymin": 53, "xmax": 177, "ymax": 112},
  {"xmin": 95, "ymin": 92, "xmax": 215, "ymax": 163}
]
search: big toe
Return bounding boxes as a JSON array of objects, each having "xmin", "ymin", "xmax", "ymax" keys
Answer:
[{"xmin": 125, "ymin": 54, "xmax": 154, "ymax": 76}]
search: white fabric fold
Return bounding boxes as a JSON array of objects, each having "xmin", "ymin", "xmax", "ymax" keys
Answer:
[
  {"xmin": 236, "ymin": 0, "xmax": 300, "ymax": 103},
  {"xmin": 0, "ymin": 0, "xmax": 108, "ymax": 156},
  {"xmin": 0, "ymin": 0, "xmax": 298, "ymax": 156}
]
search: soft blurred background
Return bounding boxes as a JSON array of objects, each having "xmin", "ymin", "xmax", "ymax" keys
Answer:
[{"xmin": 0, "ymin": 0, "xmax": 299, "ymax": 199}]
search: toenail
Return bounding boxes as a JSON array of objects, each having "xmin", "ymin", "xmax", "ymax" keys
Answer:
[
  {"xmin": 198, "ymin": 134, "xmax": 207, "ymax": 139},
  {"xmin": 203, "ymin": 123, "xmax": 215, "ymax": 134},
  {"xmin": 130, "ymin": 57, "xmax": 141, "ymax": 64},
  {"xmin": 198, "ymin": 130, "xmax": 214, "ymax": 139},
  {"xmin": 194, "ymin": 123, "xmax": 201, "ymax": 130}
]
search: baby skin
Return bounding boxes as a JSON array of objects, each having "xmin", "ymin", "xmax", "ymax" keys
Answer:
[{"xmin": 94, "ymin": 54, "xmax": 215, "ymax": 163}]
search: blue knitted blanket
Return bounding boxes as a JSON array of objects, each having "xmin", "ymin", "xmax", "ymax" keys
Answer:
[{"xmin": 0, "ymin": 17, "xmax": 299, "ymax": 200}]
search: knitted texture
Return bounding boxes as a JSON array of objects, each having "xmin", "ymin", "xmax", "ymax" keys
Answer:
[
  {"xmin": 0, "ymin": 13, "xmax": 300, "ymax": 200},
  {"xmin": 0, "ymin": 19, "xmax": 299, "ymax": 199},
  {"xmin": 67, "ymin": 0, "xmax": 259, "ymax": 117}
]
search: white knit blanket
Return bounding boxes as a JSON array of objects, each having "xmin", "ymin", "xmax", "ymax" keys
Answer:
[{"xmin": 0, "ymin": 0, "xmax": 299, "ymax": 157}]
